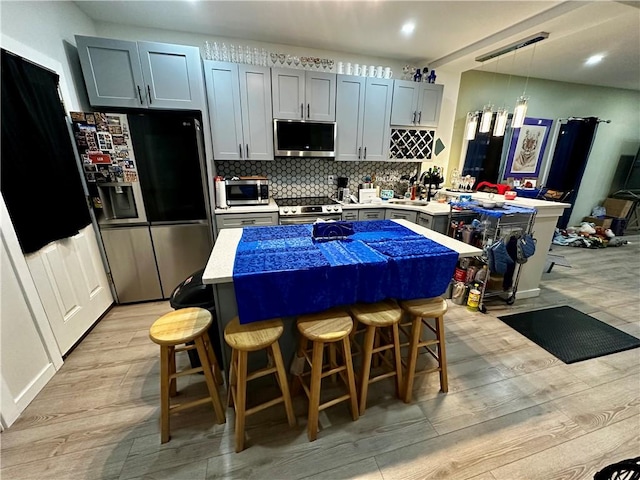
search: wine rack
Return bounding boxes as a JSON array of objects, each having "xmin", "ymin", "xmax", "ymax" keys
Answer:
[{"xmin": 389, "ymin": 128, "xmax": 435, "ymax": 160}]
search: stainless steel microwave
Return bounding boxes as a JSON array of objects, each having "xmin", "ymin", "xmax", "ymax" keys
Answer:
[
  {"xmin": 273, "ymin": 120, "xmax": 336, "ymax": 158},
  {"xmin": 225, "ymin": 178, "xmax": 269, "ymax": 205}
]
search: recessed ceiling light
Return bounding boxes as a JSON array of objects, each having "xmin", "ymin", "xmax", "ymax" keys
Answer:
[
  {"xmin": 401, "ymin": 22, "xmax": 415, "ymax": 35},
  {"xmin": 585, "ymin": 54, "xmax": 605, "ymax": 66}
]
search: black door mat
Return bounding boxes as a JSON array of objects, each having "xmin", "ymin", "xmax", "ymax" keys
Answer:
[{"xmin": 498, "ymin": 306, "xmax": 640, "ymax": 364}]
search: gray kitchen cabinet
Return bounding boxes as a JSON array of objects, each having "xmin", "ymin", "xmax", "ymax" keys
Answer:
[
  {"xmin": 417, "ymin": 213, "xmax": 449, "ymax": 234},
  {"xmin": 341, "ymin": 209, "xmax": 359, "ymax": 221},
  {"xmin": 390, "ymin": 80, "xmax": 443, "ymax": 127},
  {"xmin": 385, "ymin": 209, "xmax": 417, "ymax": 223},
  {"xmin": 204, "ymin": 61, "xmax": 273, "ymax": 161},
  {"xmin": 358, "ymin": 209, "xmax": 385, "ymax": 221},
  {"xmin": 75, "ymin": 35, "xmax": 204, "ymax": 110},
  {"xmin": 336, "ymin": 76, "xmax": 393, "ymax": 161},
  {"xmin": 215, "ymin": 212, "xmax": 279, "ymax": 230},
  {"xmin": 271, "ymin": 68, "xmax": 336, "ymax": 121}
]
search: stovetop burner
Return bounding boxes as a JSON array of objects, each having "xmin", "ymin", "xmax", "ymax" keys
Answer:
[{"xmin": 274, "ymin": 196, "xmax": 339, "ymax": 207}]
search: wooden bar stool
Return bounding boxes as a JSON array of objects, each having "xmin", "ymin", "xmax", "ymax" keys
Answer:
[
  {"xmin": 398, "ymin": 297, "xmax": 449, "ymax": 403},
  {"xmin": 224, "ymin": 316, "xmax": 296, "ymax": 452},
  {"xmin": 149, "ymin": 307, "xmax": 226, "ymax": 443},
  {"xmin": 295, "ymin": 308, "xmax": 359, "ymax": 441},
  {"xmin": 350, "ymin": 299, "xmax": 404, "ymax": 415}
]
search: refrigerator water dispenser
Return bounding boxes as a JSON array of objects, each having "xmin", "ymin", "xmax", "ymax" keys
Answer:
[{"xmin": 98, "ymin": 183, "xmax": 138, "ymax": 219}]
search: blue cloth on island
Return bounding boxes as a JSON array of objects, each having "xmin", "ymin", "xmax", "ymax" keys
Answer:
[
  {"xmin": 232, "ymin": 220, "xmax": 458, "ymax": 324},
  {"xmin": 450, "ymin": 201, "xmax": 536, "ymax": 218}
]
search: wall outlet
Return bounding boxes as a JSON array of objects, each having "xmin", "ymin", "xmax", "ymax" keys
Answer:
[{"xmin": 327, "ymin": 175, "xmax": 335, "ymax": 185}]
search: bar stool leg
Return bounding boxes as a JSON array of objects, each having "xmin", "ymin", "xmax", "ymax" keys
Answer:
[
  {"xmin": 404, "ymin": 315, "xmax": 424, "ymax": 403},
  {"xmin": 358, "ymin": 324, "xmax": 377, "ymax": 415},
  {"xmin": 228, "ymin": 348, "xmax": 238, "ymax": 408},
  {"xmin": 168, "ymin": 345, "xmax": 177, "ymax": 397},
  {"xmin": 307, "ymin": 341, "xmax": 325, "ymax": 441},
  {"xmin": 342, "ymin": 336, "xmax": 359, "ymax": 421},
  {"xmin": 195, "ymin": 336, "xmax": 226, "ymax": 425},
  {"xmin": 435, "ymin": 315, "xmax": 448, "ymax": 392},
  {"xmin": 271, "ymin": 341, "xmax": 297, "ymax": 427},
  {"xmin": 392, "ymin": 322, "xmax": 404, "ymax": 398},
  {"xmin": 159, "ymin": 345, "xmax": 171, "ymax": 444},
  {"xmin": 203, "ymin": 332, "xmax": 223, "ymax": 385},
  {"xmin": 234, "ymin": 350, "xmax": 248, "ymax": 452}
]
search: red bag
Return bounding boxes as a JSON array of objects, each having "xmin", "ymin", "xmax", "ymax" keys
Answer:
[{"xmin": 475, "ymin": 181, "xmax": 512, "ymax": 195}]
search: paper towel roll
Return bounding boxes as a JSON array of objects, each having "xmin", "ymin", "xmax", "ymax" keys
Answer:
[{"xmin": 215, "ymin": 177, "xmax": 227, "ymax": 208}]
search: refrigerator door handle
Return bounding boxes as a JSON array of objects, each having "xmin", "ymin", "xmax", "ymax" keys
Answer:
[{"xmin": 150, "ymin": 219, "xmax": 208, "ymax": 226}]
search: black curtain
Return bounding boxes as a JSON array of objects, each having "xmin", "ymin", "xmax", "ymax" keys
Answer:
[
  {"xmin": 1, "ymin": 49, "xmax": 90, "ymax": 254},
  {"xmin": 545, "ymin": 117, "xmax": 598, "ymax": 228}
]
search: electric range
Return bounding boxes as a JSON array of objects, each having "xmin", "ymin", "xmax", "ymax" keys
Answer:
[{"xmin": 274, "ymin": 196, "xmax": 342, "ymax": 224}]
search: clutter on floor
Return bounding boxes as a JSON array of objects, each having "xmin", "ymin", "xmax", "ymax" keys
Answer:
[{"xmin": 552, "ymin": 224, "xmax": 629, "ymax": 248}]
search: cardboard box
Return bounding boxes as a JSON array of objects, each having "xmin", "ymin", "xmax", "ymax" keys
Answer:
[
  {"xmin": 583, "ymin": 216, "xmax": 613, "ymax": 229},
  {"xmin": 603, "ymin": 198, "xmax": 633, "ymax": 219}
]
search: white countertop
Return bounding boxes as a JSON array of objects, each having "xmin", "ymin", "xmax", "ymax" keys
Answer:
[
  {"xmin": 214, "ymin": 198, "xmax": 279, "ymax": 214},
  {"xmin": 202, "ymin": 218, "xmax": 483, "ymax": 285}
]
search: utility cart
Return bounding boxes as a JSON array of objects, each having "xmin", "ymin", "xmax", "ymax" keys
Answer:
[{"xmin": 448, "ymin": 201, "xmax": 537, "ymax": 313}]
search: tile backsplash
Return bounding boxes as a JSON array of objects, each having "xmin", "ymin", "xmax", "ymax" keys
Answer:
[{"xmin": 214, "ymin": 159, "xmax": 419, "ymax": 199}]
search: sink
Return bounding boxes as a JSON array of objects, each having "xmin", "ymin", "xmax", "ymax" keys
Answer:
[{"xmin": 387, "ymin": 199, "xmax": 430, "ymax": 206}]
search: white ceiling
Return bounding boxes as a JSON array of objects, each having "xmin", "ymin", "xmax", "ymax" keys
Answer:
[{"xmin": 74, "ymin": 0, "xmax": 640, "ymax": 91}]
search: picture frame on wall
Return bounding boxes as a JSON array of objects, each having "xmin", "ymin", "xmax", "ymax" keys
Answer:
[{"xmin": 504, "ymin": 118, "xmax": 553, "ymax": 179}]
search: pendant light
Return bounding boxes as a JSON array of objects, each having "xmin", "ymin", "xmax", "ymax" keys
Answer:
[
  {"xmin": 479, "ymin": 104, "xmax": 494, "ymax": 133},
  {"xmin": 512, "ymin": 43, "xmax": 538, "ymax": 129},
  {"xmin": 493, "ymin": 108, "xmax": 509, "ymax": 137},
  {"xmin": 464, "ymin": 112, "xmax": 479, "ymax": 140}
]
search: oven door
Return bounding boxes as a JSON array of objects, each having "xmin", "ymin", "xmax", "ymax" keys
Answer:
[{"xmin": 279, "ymin": 214, "xmax": 342, "ymax": 225}]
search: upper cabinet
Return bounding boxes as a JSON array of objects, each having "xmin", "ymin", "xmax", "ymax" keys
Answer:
[
  {"xmin": 335, "ymin": 76, "xmax": 393, "ymax": 161},
  {"xmin": 204, "ymin": 61, "xmax": 273, "ymax": 161},
  {"xmin": 75, "ymin": 36, "xmax": 204, "ymax": 110},
  {"xmin": 271, "ymin": 68, "xmax": 336, "ymax": 121},
  {"xmin": 390, "ymin": 80, "xmax": 443, "ymax": 127}
]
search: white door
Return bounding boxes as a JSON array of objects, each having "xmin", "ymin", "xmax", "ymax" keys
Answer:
[
  {"xmin": 25, "ymin": 225, "xmax": 113, "ymax": 355},
  {"xmin": 238, "ymin": 64, "xmax": 274, "ymax": 160},
  {"xmin": 271, "ymin": 68, "xmax": 305, "ymax": 120},
  {"xmin": 361, "ymin": 77, "xmax": 393, "ymax": 161},
  {"xmin": 335, "ymin": 75, "xmax": 365, "ymax": 161}
]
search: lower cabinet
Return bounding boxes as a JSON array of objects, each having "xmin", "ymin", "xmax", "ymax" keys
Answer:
[
  {"xmin": 417, "ymin": 213, "xmax": 449, "ymax": 234},
  {"xmin": 215, "ymin": 212, "xmax": 279, "ymax": 230},
  {"xmin": 385, "ymin": 209, "xmax": 417, "ymax": 223},
  {"xmin": 342, "ymin": 209, "xmax": 359, "ymax": 221},
  {"xmin": 358, "ymin": 209, "xmax": 385, "ymax": 221}
]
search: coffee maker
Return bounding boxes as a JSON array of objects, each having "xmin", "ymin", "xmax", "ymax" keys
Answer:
[{"xmin": 337, "ymin": 177, "xmax": 350, "ymax": 202}]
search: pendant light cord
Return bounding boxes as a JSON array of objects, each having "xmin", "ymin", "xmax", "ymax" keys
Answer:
[{"xmin": 522, "ymin": 43, "xmax": 537, "ymax": 95}]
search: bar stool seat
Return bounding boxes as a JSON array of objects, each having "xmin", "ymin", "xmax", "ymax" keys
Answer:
[
  {"xmin": 224, "ymin": 317, "xmax": 296, "ymax": 452},
  {"xmin": 149, "ymin": 307, "xmax": 225, "ymax": 443},
  {"xmin": 350, "ymin": 299, "xmax": 404, "ymax": 415},
  {"xmin": 398, "ymin": 297, "xmax": 449, "ymax": 403},
  {"xmin": 295, "ymin": 308, "xmax": 359, "ymax": 441}
]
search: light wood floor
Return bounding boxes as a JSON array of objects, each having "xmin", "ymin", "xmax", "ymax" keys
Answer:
[{"xmin": 2, "ymin": 235, "xmax": 639, "ymax": 480}]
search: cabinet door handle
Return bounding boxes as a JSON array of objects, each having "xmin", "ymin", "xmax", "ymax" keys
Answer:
[
  {"xmin": 358, "ymin": 147, "xmax": 362, "ymax": 159},
  {"xmin": 307, "ymin": 103, "xmax": 310, "ymax": 118},
  {"xmin": 412, "ymin": 111, "xmax": 416, "ymax": 124},
  {"xmin": 241, "ymin": 219, "xmax": 256, "ymax": 225},
  {"xmin": 137, "ymin": 85, "xmax": 144, "ymax": 104},
  {"xmin": 147, "ymin": 85, "xmax": 152, "ymax": 104},
  {"xmin": 245, "ymin": 144, "xmax": 249, "ymax": 158},
  {"xmin": 417, "ymin": 111, "xmax": 422, "ymax": 124},
  {"xmin": 239, "ymin": 144, "xmax": 243, "ymax": 159},
  {"xmin": 301, "ymin": 103, "xmax": 304, "ymax": 119},
  {"xmin": 364, "ymin": 146, "xmax": 367, "ymax": 159}
]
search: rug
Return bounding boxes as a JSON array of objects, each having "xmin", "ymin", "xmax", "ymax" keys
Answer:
[{"xmin": 498, "ymin": 306, "xmax": 640, "ymax": 364}]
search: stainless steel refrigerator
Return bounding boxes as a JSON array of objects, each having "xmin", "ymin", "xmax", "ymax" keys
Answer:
[{"xmin": 71, "ymin": 110, "xmax": 213, "ymax": 303}]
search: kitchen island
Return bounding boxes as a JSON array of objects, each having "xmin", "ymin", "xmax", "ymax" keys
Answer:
[{"xmin": 203, "ymin": 219, "xmax": 482, "ymax": 371}]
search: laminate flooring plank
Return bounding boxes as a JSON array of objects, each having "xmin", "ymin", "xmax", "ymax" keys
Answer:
[
  {"xmin": 201, "ymin": 401, "xmax": 436, "ymax": 480},
  {"xmin": 0, "ymin": 438, "xmax": 134, "ymax": 480},
  {"xmin": 548, "ymin": 374, "xmax": 640, "ymax": 433},
  {"xmin": 303, "ymin": 457, "xmax": 383, "ymax": 480},
  {"xmin": 374, "ymin": 404, "xmax": 585, "ymax": 480},
  {"xmin": 489, "ymin": 417, "xmax": 640, "ymax": 480},
  {"xmin": 419, "ymin": 365, "xmax": 590, "ymax": 435}
]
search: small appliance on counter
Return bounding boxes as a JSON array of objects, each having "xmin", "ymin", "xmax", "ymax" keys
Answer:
[
  {"xmin": 224, "ymin": 176, "xmax": 269, "ymax": 206},
  {"xmin": 337, "ymin": 176, "xmax": 350, "ymax": 202},
  {"xmin": 359, "ymin": 187, "xmax": 379, "ymax": 204}
]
